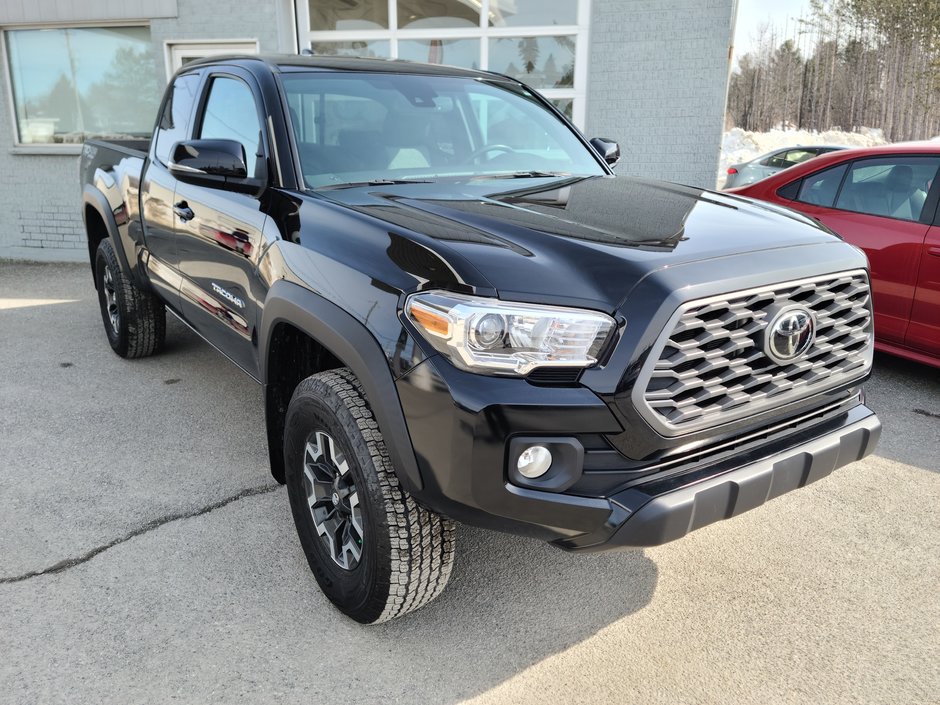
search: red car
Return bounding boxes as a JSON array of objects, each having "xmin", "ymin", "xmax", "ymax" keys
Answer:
[{"xmin": 730, "ymin": 142, "xmax": 940, "ymax": 368}]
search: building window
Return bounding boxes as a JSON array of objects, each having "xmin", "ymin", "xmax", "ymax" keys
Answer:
[
  {"xmin": 4, "ymin": 25, "xmax": 161, "ymax": 146},
  {"xmin": 164, "ymin": 40, "xmax": 260, "ymax": 77},
  {"xmin": 296, "ymin": 0, "xmax": 590, "ymax": 127}
]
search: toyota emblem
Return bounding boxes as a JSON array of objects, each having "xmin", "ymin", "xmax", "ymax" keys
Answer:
[{"xmin": 764, "ymin": 306, "xmax": 816, "ymax": 365}]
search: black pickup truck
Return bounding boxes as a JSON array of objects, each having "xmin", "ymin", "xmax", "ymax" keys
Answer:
[{"xmin": 81, "ymin": 54, "xmax": 881, "ymax": 623}]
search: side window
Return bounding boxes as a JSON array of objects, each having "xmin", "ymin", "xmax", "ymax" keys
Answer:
[
  {"xmin": 796, "ymin": 163, "xmax": 848, "ymax": 208},
  {"xmin": 785, "ymin": 149, "xmax": 818, "ymax": 166},
  {"xmin": 198, "ymin": 76, "xmax": 263, "ymax": 177},
  {"xmin": 834, "ymin": 157, "xmax": 940, "ymax": 222},
  {"xmin": 153, "ymin": 73, "xmax": 201, "ymax": 166},
  {"xmin": 766, "ymin": 149, "xmax": 813, "ymax": 169}
]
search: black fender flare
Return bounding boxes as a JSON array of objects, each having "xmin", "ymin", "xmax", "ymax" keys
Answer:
[
  {"xmin": 82, "ymin": 185, "xmax": 136, "ymax": 286},
  {"xmin": 259, "ymin": 279, "xmax": 423, "ymax": 494}
]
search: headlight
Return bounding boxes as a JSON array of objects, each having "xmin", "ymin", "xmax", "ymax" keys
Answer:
[{"xmin": 404, "ymin": 291, "xmax": 617, "ymax": 376}]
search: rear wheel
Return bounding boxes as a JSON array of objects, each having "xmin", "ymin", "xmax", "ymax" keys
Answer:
[
  {"xmin": 284, "ymin": 368, "xmax": 456, "ymax": 623},
  {"xmin": 95, "ymin": 239, "xmax": 165, "ymax": 358}
]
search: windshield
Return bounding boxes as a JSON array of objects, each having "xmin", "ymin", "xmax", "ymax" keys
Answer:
[{"xmin": 280, "ymin": 72, "xmax": 606, "ymax": 189}]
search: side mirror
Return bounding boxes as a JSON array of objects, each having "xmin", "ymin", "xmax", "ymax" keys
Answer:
[
  {"xmin": 168, "ymin": 139, "xmax": 259, "ymax": 189},
  {"xmin": 589, "ymin": 137, "xmax": 621, "ymax": 167}
]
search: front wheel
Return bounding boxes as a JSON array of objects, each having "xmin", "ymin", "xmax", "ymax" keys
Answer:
[{"xmin": 284, "ymin": 368, "xmax": 456, "ymax": 623}]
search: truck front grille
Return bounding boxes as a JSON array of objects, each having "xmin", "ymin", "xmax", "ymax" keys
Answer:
[{"xmin": 632, "ymin": 270, "xmax": 873, "ymax": 436}]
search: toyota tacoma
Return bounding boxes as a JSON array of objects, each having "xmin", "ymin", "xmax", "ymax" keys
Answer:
[{"xmin": 80, "ymin": 55, "xmax": 881, "ymax": 623}]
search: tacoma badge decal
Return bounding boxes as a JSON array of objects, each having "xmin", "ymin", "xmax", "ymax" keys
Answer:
[{"xmin": 211, "ymin": 283, "xmax": 246, "ymax": 309}]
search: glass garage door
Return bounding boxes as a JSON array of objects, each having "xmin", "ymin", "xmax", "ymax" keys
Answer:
[{"xmin": 295, "ymin": 0, "xmax": 591, "ymax": 126}]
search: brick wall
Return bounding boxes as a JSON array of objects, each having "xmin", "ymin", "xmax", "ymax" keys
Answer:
[
  {"xmin": 0, "ymin": 151, "xmax": 87, "ymax": 252},
  {"xmin": 585, "ymin": 0, "xmax": 735, "ymax": 188}
]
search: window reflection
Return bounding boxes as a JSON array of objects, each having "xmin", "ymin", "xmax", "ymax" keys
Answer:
[
  {"xmin": 301, "ymin": 0, "xmax": 583, "ymax": 124},
  {"xmin": 282, "ymin": 73, "xmax": 603, "ymax": 188},
  {"xmin": 396, "ymin": 0, "xmax": 480, "ymax": 29},
  {"xmin": 5, "ymin": 26, "xmax": 159, "ymax": 144},
  {"xmin": 550, "ymin": 98, "xmax": 574, "ymax": 121},
  {"xmin": 488, "ymin": 36, "xmax": 576, "ymax": 88},
  {"xmin": 309, "ymin": 0, "xmax": 388, "ymax": 30},
  {"xmin": 398, "ymin": 38, "xmax": 480, "ymax": 68},
  {"xmin": 311, "ymin": 40, "xmax": 391, "ymax": 58},
  {"xmin": 488, "ymin": 0, "xmax": 577, "ymax": 27}
]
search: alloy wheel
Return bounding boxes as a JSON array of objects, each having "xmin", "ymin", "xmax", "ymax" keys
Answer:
[
  {"xmin": 302, "ymin": 430, "xmax": 364, "ymax": 570},
  {"xmin": 102, "ymin": 265, "xmax": 119, "ymax": 332}
]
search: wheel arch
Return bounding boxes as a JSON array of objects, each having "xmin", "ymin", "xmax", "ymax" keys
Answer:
[
  {"xmin": 260, "ymin": 280, "xmax": 423, "ymax": 494},
  {"xmin": 82, "ymin": 186, "xmax": 133, "ymax": 288}
]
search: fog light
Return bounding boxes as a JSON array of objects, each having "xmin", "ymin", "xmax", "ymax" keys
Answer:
[{"xmin": 517, "ymin": 445, "xmax": 553, "ymax": 478}]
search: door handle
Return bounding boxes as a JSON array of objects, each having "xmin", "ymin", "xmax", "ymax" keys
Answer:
[
  {"xmin": 173, "ymin": 201, "xmax": 195, "ymax": 222},
  {"xmin": 928, "ymin": 246, "xmax": 940, "ymax": 258}
]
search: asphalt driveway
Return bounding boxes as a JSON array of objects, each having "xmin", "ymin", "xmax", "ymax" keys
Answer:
[{"xmin": 1, "ymin": 261, "xmax": 938, "ymax": 704}]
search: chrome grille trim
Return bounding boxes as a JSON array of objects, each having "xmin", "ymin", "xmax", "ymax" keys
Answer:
[{"xmin": 632, "ymin": 270, "xmax": 874, "ymax": 437}]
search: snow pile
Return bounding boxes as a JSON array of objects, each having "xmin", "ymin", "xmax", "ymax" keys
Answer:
[{"xmin": 717, "ymin": 127, "xmax": 887, "ymax": 187}]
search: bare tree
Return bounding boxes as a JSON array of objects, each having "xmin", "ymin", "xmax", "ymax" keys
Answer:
[{"xmin": 726, "ymin": 0, "xmax": 940, "ymax": 140}]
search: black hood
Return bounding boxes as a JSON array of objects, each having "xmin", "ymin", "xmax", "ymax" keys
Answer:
[{"xmin": 318, "ymin": 175, "xmax": 840, "ymax": 311}]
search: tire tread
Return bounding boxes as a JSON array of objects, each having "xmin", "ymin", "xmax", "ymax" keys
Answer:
[
  {"xmin": 293, "ymin": 368, "xmax": 455, "ymax": 623},
  {"xmin": 96, "ymin": 240, "xmax": 165, "ymax": 358}
]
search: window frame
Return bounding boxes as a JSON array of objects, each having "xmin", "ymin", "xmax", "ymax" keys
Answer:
[
  {"xmin": 782, "ymin": 154, "xmax": 940, "ymax": 226},
  {"xmin": 294, "ymin": 0, "xmax": 592, "ymax": 127},
  {"xmin": 1, "ymin": 21, "xmax": 158, "ymax": 154},
  {"xmin": 192, "ymin": 68, "xmax": 273, "ymax": 184},
  {"xmin": 163, "ymin": 39, "xmax": 260, "ymax": 78}
]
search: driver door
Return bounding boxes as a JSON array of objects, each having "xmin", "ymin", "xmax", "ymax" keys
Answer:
[{"xmin": 175, "ymin": 70, "xmax": 270, "ymax": 378}]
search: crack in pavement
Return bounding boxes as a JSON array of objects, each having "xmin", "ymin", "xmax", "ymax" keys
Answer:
[
  {"xmin": 0, "ymin": 483, "xmax": 281, "ymax": 585},
  {"xmin": 913, "ymin": 408, "xmax": 940, "ymax": 420}
]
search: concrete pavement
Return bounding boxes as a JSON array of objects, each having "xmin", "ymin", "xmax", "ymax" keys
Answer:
[{"xmin": 1, "ymin": 262, "xmax": 937, "ymax": 704}]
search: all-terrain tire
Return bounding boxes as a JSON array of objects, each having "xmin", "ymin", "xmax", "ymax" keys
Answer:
[
  {"xmin": 284, "ymin": 368, "xmax": 456, "ymax": 623},
  {"xmin": 95, "ymin": 238, "xmax": 166, "ymax": 358}
]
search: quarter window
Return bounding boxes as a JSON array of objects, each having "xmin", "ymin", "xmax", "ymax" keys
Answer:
[
  {"xmin": 4, "ymin": 26, "xmax": 160, "ymax": 145},
  {"xmin": 153, "ymin": 73, "xmax": 201, "ymax": 166},
  {"xmin": 198, "ymin": 77, "xmax": 263, "ymax": 177},
  {"xmin": 834, "ymin": 157, "xmax": 940, "ymax": 222},
  {"xmin": 795, "ymin": 164, "xmax": 848, "ymax": 208}
]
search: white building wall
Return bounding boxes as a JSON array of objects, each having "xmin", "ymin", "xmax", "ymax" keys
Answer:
[
  {"xmin": 0, "ymin": 0, "xmax": 734, "ymax": 258},
  {"xmin": 585, "ymin": 0, "xmax": 735, "ymax": 187}
]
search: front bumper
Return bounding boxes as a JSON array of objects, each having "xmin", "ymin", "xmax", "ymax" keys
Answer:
[
  {"xmin": 396, "ymin": 355, "xmax": 881, "ymax": 551},
  {"xmin": 561, "ymin": 410, "xmax": 881, "ymax": 550}
]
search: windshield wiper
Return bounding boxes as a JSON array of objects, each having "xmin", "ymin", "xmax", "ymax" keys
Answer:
[
  {"xmin": 316, "ymin": 178, "xmax": 433, "ymax": 191},
  {"xmin": 471, "ymin": 170, "xmax": 573, "ymax": 180}
]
